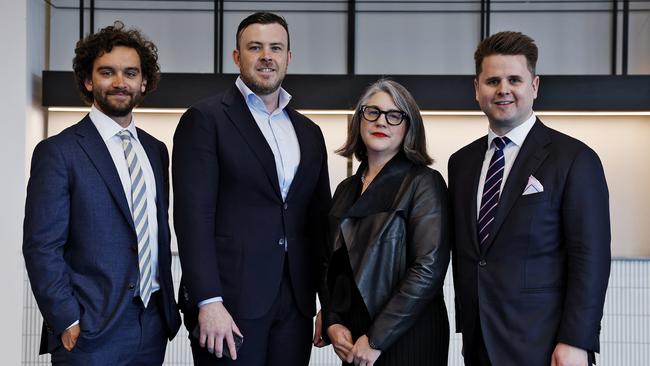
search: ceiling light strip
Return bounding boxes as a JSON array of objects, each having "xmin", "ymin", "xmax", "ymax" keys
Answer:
[{"xmin": 48, "ymin": 107, "xmax": 650, "ymax": 117}]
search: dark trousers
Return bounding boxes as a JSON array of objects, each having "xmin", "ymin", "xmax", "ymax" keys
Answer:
[
  {"xmin": 51, "ymin": 292, "xmax": 168, "ymax": 366},
  {"xmin": 190, "ymin": 263, "xmax": 312, "ymax": 366},
  {"xmin": 462, "ymin": 310, "xmax": 491, "ymax": 366},
  {"xmin": 461, "ymin": 312, "xmax": 596, "ymax": 366}
]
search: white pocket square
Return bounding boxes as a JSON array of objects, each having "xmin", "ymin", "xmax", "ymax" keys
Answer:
[{"xmin": 523, "ymin": 175, "xmax": 544, "ymax": 195}]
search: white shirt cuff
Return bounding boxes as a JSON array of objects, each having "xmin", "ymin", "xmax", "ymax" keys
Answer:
[{"xmin": 198, "ymin": 297, "xmax": 223, "ymax": 307}]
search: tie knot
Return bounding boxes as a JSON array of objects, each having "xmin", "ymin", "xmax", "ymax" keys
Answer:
[
  {"xmin": 494, "ymin": 136, "xmax": 510, "ymax": 151},
  {"xmin": 117, "ymin": 130, "xmax": 132, "ymax": 141}
]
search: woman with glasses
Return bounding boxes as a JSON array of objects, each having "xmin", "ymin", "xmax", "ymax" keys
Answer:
[{"xmin": 322, "ymin": 79, "xmax": 450, "ymax": 365}]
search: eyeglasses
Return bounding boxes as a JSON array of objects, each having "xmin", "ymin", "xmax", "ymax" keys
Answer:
[{"xmin": 360, "ymin": 105, "xmax": 408, "ymax": 126}]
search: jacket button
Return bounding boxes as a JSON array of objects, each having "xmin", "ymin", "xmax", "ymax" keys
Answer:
[
  {"xmin": 283, "ymin": 203, "xmax": 288, "ymax": 210},
  {"xmin": 479, "ymin": 260, "xmax": 487, "ymax": 267},
  {"xmin": 128, "ymin": 283, "xmax": 135, "ymax": 289},
  {"xmin": 130, "ymin": 245, "xmax": 137, "ymax": 253},
  {"xmin": 278, "ymin": 238, "xmax": 285, "ymax": 246}
]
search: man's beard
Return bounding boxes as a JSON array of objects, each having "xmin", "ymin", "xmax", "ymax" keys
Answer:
[
  {"xmin": 93, "ymin": 89, "xmax": 142, "ymax": 117},
  {"xmin": 240, "ymin": 70, "xmax": 285, "ymax": 96}
]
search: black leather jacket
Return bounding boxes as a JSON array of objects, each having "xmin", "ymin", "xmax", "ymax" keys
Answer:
[{"xmin": 322, "ymin": 154, "xmax": 450, "ymax": 350}]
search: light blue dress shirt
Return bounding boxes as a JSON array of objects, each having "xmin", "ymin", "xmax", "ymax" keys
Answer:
[{"xmin": 235, "ymin": 77, "xmax": 301, "ymax": 200}]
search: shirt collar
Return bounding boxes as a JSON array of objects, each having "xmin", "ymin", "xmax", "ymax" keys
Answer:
[
  {"xmin": 487, "ymin": 112, "xmax": 537, "ymax": 149},
  {"xmin": 235, "ymin": 76, "xmax": 292, "ymax": 114},
  {"xmin": 89, "ymin": 105, "xmax": 139, "ymax": 142}
]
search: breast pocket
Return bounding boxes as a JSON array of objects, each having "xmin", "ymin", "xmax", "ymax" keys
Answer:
[{"xmin": 518, "ymin": 190, "xmax": 549, "ymax": 206}]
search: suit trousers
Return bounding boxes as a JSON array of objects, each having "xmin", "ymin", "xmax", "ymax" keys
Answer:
[
  {"xmin": 462, "ymin": 309, "xmax": 491, "ymax": 366},
  {"xmin": 51, "ymin": 291, "xmax": 168, "ymax": 366},
  {"xmin": 190, "ymin": 259, "xmax": 313, "ymax": 366}
]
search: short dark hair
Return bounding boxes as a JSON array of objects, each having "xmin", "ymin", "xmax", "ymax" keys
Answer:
[
  {"xmin": 73, "ymin": 21, "xmax": 160, "ymax": 104},
  {"xmin": 336, "ymin": 79, "xmax": 433, "ymax": 166},
  {"xmin": 236, "ymin": 12, "xmax": 290, "ymax": 50},
  {"xmin": 474, "ymin": 31, "xmax": 538, "ymax": 76}
]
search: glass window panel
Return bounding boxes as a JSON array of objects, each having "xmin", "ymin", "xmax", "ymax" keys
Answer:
[
  {"xmin": 356, "ymin": 0, "xmax": 480, "ymax": 74},
  {"xmin": 49, "ymin": 0, "xmax": 214, "ymax": 73},
  {"xmin": 491, "ymin": 1, "xmax": 613, "ymax": 75},
  {"xmin": 221, "ymin": 3, "xmax": 347, "ymax": 75},
  {"xmin": 629, "ymin": 8, "xmax": 650, "ymax": 74}
]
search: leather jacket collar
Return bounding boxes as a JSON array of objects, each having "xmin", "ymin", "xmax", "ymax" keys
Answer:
[{"xmin": 331, "ymin": 152, "xmax": 413, "ymax": 220}]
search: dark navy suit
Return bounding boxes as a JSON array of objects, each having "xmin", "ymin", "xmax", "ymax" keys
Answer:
[
  {"xmin": 23, "ymin": 116, "xmax": 181, "ymax": 364},
  {"xmin": 448, "ymin": 119, "xmax": 611, "ymax": 366},
  {"xmin": 173, "ymin": 85, "xmax": 331, "ymax": 365}
]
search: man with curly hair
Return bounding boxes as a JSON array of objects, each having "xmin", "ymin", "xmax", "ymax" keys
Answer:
[{"xmin": 23, "ymin": 21, "xmax": 181, "ymax": 365}]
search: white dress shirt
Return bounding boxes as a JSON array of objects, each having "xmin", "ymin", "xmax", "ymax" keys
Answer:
[
  {"xmin": 476, "ymin": 113, "xmax": 537, "ymax": 217},
  {"xmin": 90, "ymin": 105, "xmax": 160, "ymax": 292}
]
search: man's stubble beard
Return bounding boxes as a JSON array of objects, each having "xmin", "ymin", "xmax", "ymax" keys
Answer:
[
  {"xmin": 93, "ymin": 89, "xmax": 143, "ymax": 118},
  {"xmin": 240, "ymin": 63, "xmax": 287, "ymax": 96}
]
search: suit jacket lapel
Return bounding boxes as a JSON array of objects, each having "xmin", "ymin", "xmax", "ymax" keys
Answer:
[
  {"xmin": 284, "ymin": 108, "xmax": 311, "ymax": 202},
  {"xmin": 138, "ymin": 131, "xmax": 164, "ymax": 208},
  {"xmin": 482, "ymin": 120, "xmax": 550, "ymax": 253},
  {"xmin": 75, "ymin": 116, "xmax": 134, "ymax": 229},
  {"xmin": 138, "ymin": 131, "xmax": 168, "ymax": 246},
  {"xmin": 222, "ymin": 86, "xmax": 282, "ymax": 199},
  {"xmin": 465, "ymin": 141, "xmax": 487, "ymax": 254}
]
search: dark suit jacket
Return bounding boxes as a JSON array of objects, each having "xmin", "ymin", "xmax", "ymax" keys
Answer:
[
  {"xmin": 448, "ymin": 119, "xmax": 611, "ymax": 366},
  {"xmin": 23, "ymin": 116, "xmax": 181, "ymax": 354},
  {"xmin": 172, "ymin": 85, "xmax": 331, "ymax": 325}
]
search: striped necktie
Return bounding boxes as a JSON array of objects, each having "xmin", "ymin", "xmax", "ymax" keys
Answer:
[
  {"xmin": 118, "ymin": 130, "xmax": 153, "ymax": 307},
  {"xmin": 478, "ymin": 136, "xmax": 511, "ymax": 246}
]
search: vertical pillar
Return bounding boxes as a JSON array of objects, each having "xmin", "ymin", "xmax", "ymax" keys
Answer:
[
  {"xmin": 0, "ymin": 1, "xmax": 28, "ymax": 363},
  {"xmin": 0, "ymin": 0, "xmax": 46, "ymax": 362}
]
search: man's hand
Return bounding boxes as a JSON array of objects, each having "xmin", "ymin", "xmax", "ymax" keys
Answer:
[
  {"xmin": 327, "ymin": 324, "xmax": 354, "ymax": 362},
  {"xmin": 60, "ymin": 324, "xmax": 80, "ymax": 351},
  {"xmin": 312, "ymin": 310, "xmax": 326, "ymax": 347},
  {"xmin": 351, "ymin": 334, "xmax": 381, "ymax": 366},
  {"xmin": 197, "ymin": 301, "xmax": 242, "ymax": 360},
  {"xmin": 551, "ymin": 342, "xmax": 588, "ymax": 366}
]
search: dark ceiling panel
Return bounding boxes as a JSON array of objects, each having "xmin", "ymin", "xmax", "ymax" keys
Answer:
[{"xmin": 43, "ymin": 71, "xmax": 650, "ymax": 111}]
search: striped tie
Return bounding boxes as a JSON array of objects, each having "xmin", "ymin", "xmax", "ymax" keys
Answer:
[
  {"xmin": 478, "ymin": 136, "xmax": 511, "ymax": 246},
  {"xmin": 118, "ymin": 130, "xmax": 152, "ymax": 307}
]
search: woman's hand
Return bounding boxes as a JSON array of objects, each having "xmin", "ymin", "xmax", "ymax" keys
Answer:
[
  {"xmin": 327, "ymin": 324, "xmax": 354, "ymax": 362},
  {"xmin": 312, "ymin": 310, "xmax": 326, "ymax": 347},
  {"xmin": 351, "ymin": 334, "xmax": 381, "ymax": 366}
]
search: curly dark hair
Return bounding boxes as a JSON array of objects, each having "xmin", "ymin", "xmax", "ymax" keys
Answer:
[{"xmin": 73, "ymin": 21, "xmax": 160, "ymax": 104}]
